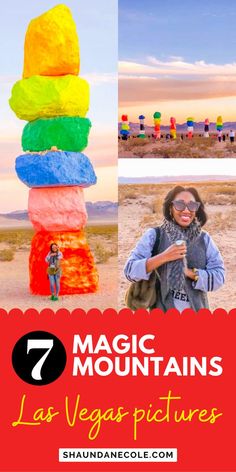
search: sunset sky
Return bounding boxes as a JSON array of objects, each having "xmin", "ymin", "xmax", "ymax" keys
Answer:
[
  {"xmin": 0, "ymin": 0, "xmax": 117, "ymax": 213},
  {"xmin": 119, "ymin": 0, "xmax": 236, "ymax": 125}
]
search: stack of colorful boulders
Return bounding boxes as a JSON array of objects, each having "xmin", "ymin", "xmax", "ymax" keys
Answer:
[
  {"xmin": 216, "ymin": 116, "xmax": 223, "ymax": 134},
  {"xmin": 186, "ymin": 117, "xmax": 194, "ymax": 139},
  {"xmin": 170, "ymin": 117, "xmax": 176, "ymax": 139},
  {"xmin": 153, "ymin": 112, "xmax": 161, "ymax": 139},
  {"xmin": 9, "ymin": 5, "xmax": 99, "ymax": 295},
  {"xmin": 120, "ymin": 115, "xmax": 130, "ymax": 140},
  {"xmin": 204, "ymin": 118, "xmax": 210, "ymax": 138},
  {"xmin": 138, "ymin": 115, "xmax": 146, "ymax": 138}
]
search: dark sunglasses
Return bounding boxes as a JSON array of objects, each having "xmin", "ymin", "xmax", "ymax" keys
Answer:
[{"xmin": 172, "ymin": 200, "xmax": 201, "ymax": 212}]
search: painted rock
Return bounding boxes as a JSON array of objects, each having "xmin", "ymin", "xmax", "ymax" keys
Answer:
[
  {"xmin": 23, "ymin": 5, "xmax": 79, "ymax": 78},
  {"xmin": 22, "ymin": 116, "xmax": 91, "ymax": 152},
  {"xmin": 15, "ymin": 151, "xmax": 97, "ymax": 188},
  {"xmin": 28, "ymin": 187, "xmax": 87, "ymax": 232},
  {"xmin": 29, "ymin": 230, "xmax": 99, "ymax": 295},
  {"xmin": 9, "ymin": 75, "xmax": 89, "ymax": 121}
]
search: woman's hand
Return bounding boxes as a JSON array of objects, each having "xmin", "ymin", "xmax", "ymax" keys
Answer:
[
  {"xmin": 146, "ymin": 242, "xmax": 186, "ymax": 273},
  {"xmin": 161, "ymin": 243, "xmax": 187, "ymax": 263},
  {"xmin": 184, "ymin": 267, "xmax": 196, "ymax": 280}
]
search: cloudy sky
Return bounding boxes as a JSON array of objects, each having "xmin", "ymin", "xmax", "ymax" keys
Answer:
[
  {"xmin": 119, "ymin": 0, "xmax": 236, "ymax": 125},
  {"xmin": 0, "ymin": 0, "xmax": 117, "ymax": 212}
]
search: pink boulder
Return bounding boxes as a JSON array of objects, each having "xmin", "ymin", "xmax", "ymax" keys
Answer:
[{"xmin": 28, "ymin": 186, "xmax": 87, "ymax": 231}]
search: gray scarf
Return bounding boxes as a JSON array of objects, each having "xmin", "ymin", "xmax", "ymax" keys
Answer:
[{"xmin": 161, "ymin": 218, "xmax": 202, "ymax": 291}]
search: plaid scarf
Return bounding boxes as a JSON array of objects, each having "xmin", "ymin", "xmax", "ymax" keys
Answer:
[{"xmin": 161, "ymin": 218, "xmax": 202, "ymax": 291}]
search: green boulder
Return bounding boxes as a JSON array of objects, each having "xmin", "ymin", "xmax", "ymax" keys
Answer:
[{"xmin": 22, "ymin": 116, "xmax": 91, "ymax": 152}]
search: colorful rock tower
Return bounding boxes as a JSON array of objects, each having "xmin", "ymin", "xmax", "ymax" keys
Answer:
[
  {"xmin": 138, "ymin": 115, "xmax": 146, "ymax": 138},
  {"xmin": 170, "ymin": 117, "xmax": 176, "ymax": 139},
  {"xmin": 186, "ymin": 117, "xmax": 194, "ymax": 139},
  {"xmin": 216, "ymin": 116, "xmax": 223, "ymax": 136},
  {"xmin": 153, "ymin": 112, "xmax": 161, "ymax": 139},
  {"xmin": 204, "ymin": 118, "xmax": 210, "ymax": 137},
  {"xmin": 9, "ymin": 5, "xmax": 98, "ymax": 295},
  {"xmin": 120, "ymin": 115, "xmax": 130, "ymax": 140}
]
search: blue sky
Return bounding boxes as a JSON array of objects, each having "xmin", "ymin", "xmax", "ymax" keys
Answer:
[
  {"xmin": 119, "ymin": 0, "xmax": 236, "ymax": 64},
  {"xmin": 0, "ymin": 0, "xmax": 117, "ymax": 212},
  {"xmin": 119, "ymin": 0, "xmax": 236, "ymax": 124},
  {"xmin": 1, "ymin": 0, "xmax": 117, "ymax": 75}
]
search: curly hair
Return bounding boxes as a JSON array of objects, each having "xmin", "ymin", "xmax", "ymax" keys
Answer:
[{"xmin": 163, "ymin": 185, "xmax": 207, "ymax": 226}]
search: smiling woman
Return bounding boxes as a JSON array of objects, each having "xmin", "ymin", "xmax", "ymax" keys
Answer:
[{"xmin": 124, "ymin": 185, "xmax": 225, "ymax": 312}]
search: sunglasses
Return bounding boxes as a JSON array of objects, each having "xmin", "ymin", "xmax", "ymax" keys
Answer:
[{"xmin": 172, "ymin": 200, "xmax": 201, "ymax": 212}]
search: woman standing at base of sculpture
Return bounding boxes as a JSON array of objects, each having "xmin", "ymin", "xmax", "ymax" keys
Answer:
[{"xmin": 45, "ymin": 243, "xmax": 63, "ymax": 300}]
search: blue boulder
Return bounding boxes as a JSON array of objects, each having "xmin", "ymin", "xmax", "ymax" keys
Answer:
[{"xmin": 15, "ymin": 151, "xmax": 97, "ymax": 188}]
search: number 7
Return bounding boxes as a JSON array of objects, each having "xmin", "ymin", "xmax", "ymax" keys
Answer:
[{"xmin": 27, "ymin": 339, "xmax": 54, "ymax": 380}]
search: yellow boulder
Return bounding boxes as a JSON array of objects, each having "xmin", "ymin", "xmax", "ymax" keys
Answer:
[
  {"xmin": 9, "ymin": 75, "xmax": 89, "ymax": 121},
  {"xmin": 23, "ymin": 5, "xmax": 80, "ymax": 78}
]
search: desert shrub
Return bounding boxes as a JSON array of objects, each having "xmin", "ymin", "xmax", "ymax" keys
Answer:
[
  {"xmin": 126, "ymin": 192, "xmax": 138, "ymax": 199},
  {"xmin": 132, "ymin": 150, "xmax": 148, "ymax": 158},
  {"xmin": 121, "ymin": 191, "xmax": 139, "ymax": 202},
  {"xmin": 141, "ymin": 214, "xmax": 162, "ymax": 228},
  {"xmin": 119, "ymin": 137, "xmax": 149, "ymax": 153},
  {"xmin": 149, "ymin": 199, "xmax": 163, "ymax": 214},
  {"xmin": 86, "ymin": 225, "xmax": 117, "ymax": 237},
  {"xmin": 205, "ymin": 193, "xmax": 232, "ymax": 205},
  {"xmin": 206, "ymin": 211, "xmax": 232, "ymax": 232},
  {"xmin": 0, "ymin": 249, "xmax": 15, "ymax": 261},
  {"xmin": 93, "ymin": 242, "xmax": 112, "ymax": 264},
  {"xmin": 131, "ymin": 138, "xmax": 149, "ymax": 146},
  {"xmin": 0, "ymin": 229, "xmax": 33, "ymax": 248},
  {"xmin": 225, "ymin": 144, "xmax": 236, "ymax": 153}
]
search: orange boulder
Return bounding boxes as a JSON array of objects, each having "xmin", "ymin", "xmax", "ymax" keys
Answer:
[
  {"xmin": 29, "ymin": 230, "xmax": 98, "ymax": 295},
  {"xmin": 23, "ymin": 5, "xmax": 80, "ymax": 78}
]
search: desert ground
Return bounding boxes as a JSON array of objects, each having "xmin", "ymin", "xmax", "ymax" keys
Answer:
[
  {"xmin": 119, "ymin": 181, "xmax": 236, "ymax": 311},
  {"xmin": 0, "ymin": 224, "xmax": 117, "ymax": 311},
  {"xmin": 119, "ymin": 136, "xmax": 236, "ymax": 158}
]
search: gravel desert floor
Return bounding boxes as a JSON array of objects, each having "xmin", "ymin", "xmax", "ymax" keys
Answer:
[{"xmin": 119, "ymin": 136, "xmax": 236, "ymax": 159}]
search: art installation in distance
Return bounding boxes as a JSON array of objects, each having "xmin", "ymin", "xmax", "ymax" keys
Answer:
[
  {"xmin": 9, "ymin": 4, "xmax": 99, "ymax": 295},
  {"xmin": 216, "ymin": 115, "xmax": 223, "ymax": 140},
  {"xmin": 138, "ymin": 115, "xmax": 146, "ymax": 138},
  {"xmin": 120, "ymin": 114, "xmax": 130, "ymax": 140},
  {"xmin": 186, "ymin": 116, "xmax": 194, "ymax": 139},
  {"xmin": 153, "ymin": 111, "xmax": 161, "ymax": 140},
  {"xmin": 170, "ymin": 117, "xmax": 176, "ymax": 139},
  {"xmin": 204, "ymin": 118, "xmax": 210, "ymax": 138}
]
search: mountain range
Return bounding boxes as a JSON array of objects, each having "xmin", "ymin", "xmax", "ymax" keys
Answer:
[
  {"xmin": 0, "ymin": 201, "xmax": 118, "ymax": 222},
  {"xmin": 119, "ymin": 175, "xmax": 236, "ymax": 184}
]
